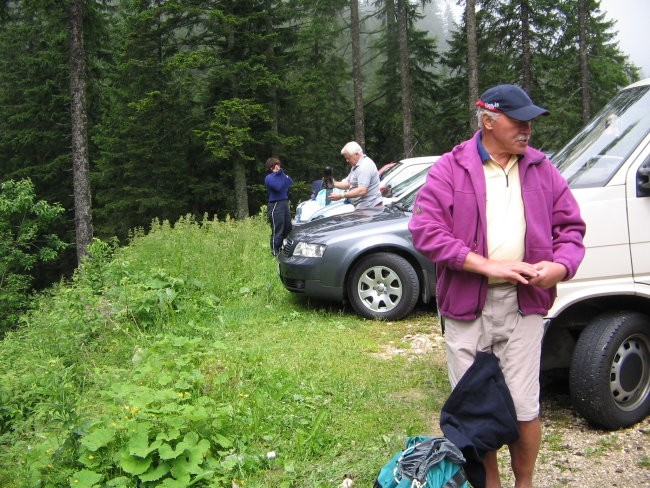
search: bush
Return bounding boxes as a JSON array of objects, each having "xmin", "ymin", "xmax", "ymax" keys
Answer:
[{"xmin": 0, "ymin": 178, "xmax": 66, "ymax": 335}]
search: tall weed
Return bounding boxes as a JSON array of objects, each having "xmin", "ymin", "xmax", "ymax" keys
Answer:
[{"xmin": 0, "ymin": 214, "xmax": 445, "ymax": 487}]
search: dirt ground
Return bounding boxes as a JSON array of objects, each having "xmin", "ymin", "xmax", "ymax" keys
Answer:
[
  {"xmin": 375, "ymin": 326, "xmax": 650, "ymax": 487},
  {"xmin": 529, "ymin": 384, "xmax": 650, "ymax": 488}
]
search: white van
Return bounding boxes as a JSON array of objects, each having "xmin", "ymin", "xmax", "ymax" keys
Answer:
[{"xmin": 543, "ymin": 78, "xmax": 650, "ymax": 429}]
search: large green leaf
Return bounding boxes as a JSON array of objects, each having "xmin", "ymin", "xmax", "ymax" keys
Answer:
[
  {"xmin": 138, "ymin": 462, "xmax": 171, "ymax": 482},
  {"xmin": 169, "ymin": 433, "xmax": 210, "ymax": 479},
  {"xmin": 119, "ymin": 449, "xmax": 153, "ymax": 475},
  {"xmin": 127, "ymin": 422, "xmax": 161, "ymax": 457},
  {"xmin": 158, "ymin": 442, "xmax": 182, "ymax": 460},
  {"xmin": 80, "ymin": 427, "xmax": 116, "ymax": 452},
  {"xmin": 159, "ymin": 475, "xmax": 190, "ymax": 488},
  {"xmin": 156, "ymin": 428, "xmax": 182, "ymax": 442},
  {"xmin": 69, "ymin": 469, "xmax": 103, "ymax": 488},
  {"xmin": 211, "ymin": 432, "xmax": 233, "ymax": 449},
  {"xmin": 105, "ymin": 477, "xmax": 131, "ymax": 488}
]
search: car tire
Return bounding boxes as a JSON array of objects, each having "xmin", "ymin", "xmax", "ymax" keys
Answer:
[
  {"xmin": 347, "ymin": 252, "xmax": 419, "ymax": 320},
  {"xmin": 569, "ymin": 310, "xmax": 650, "ymax": 430}
]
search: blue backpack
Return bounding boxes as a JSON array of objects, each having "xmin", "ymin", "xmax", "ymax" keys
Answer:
[{"xmin": 374, "ymin": 436, "xmax": 468, "ymax": 488}]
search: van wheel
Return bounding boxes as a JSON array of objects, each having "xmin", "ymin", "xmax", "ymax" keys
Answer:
[
  {"xmin": 569, "ymin": 311, "xmax": 650, "ymax": 430},
  {"xmin": 347, "ymin": 253, "xmax": 419, "ymax": 320}
]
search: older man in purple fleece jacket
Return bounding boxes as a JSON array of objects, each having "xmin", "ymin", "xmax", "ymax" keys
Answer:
[{"xmin": 409, "ymin": 84, "xmax": 586, "ymax": 488}]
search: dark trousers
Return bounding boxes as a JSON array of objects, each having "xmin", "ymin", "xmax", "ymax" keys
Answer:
[{"xmin": 268, "ymin": 199, "xmax": 292, "ymax": 255}]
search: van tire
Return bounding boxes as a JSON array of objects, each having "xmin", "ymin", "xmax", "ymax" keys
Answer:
[
  {"xmin": 569, "ymin": 311, "xmax": 650, "ymax": 430},
  {"xmin": 347, "ymin": 253, "xmax": 419, "ymax": 320}
]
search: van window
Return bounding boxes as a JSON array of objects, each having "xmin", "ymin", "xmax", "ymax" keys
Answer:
[{"xmin": 554, "ymin": 84, "xmax": 650, "ymax": 188}]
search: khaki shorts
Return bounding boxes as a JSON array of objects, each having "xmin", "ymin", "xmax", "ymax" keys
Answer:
[{"xmin": 443, "ymin": 284, "xmax": 544, "ymax": 421}]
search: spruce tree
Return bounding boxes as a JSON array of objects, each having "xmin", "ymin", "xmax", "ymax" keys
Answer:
[
  {"xmin": 441, "ymin": 0, "xmax": 638, "ymax": 152},
  {"xmin": 92, "ymin": 0, "xmax": 211, "ymax": 238}
]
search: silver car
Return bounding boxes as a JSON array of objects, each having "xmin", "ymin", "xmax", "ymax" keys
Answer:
[{"xmin": 292, "ymin": 156, "xmax": 438, "ymax": 226}]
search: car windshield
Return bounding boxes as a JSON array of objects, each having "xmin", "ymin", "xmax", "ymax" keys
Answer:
[
  {"xmin": 380, "ymin": 162, "xmax": 402, "ymax": 180},
  {"xmin": 554, "ymin": 84, "xmax": 650, "ymax": 188},
  {"xmin": 392, "ymin": 185, "xmax": 420, "ymax": 211},
  {"xmin": 389, "ymin": 166, "xmax": 429, "ymax": 196}
]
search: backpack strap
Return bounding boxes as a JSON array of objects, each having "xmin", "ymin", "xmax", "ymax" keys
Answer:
[{"xmin": 442, "ymin": 467, "xmax": 467, "ymax": 488}]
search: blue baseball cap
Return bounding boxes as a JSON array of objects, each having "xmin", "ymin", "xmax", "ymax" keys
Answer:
[{"xmin": 476, "ymin": 84, "xmax": 549, "ymax": 121}]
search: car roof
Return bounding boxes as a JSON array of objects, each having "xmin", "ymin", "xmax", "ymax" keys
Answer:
[
  {"xmin": 380, "ymin": 156, "xmax": 438, "ymax": 187},
  {"xmin": 398, "ymin": 155, "xmax": 439, "ymax": 165},
  {"xmin": 625, "ymin": 77, "xmax": 650, "ymax": 90}
]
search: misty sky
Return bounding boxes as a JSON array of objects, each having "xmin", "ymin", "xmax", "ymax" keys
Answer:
[
  {"xmin": 446, "ymin": 0, "xmax": 650, "ymax": 79},
  {"xmin": 600, "ymin": 0, "xmax": 650, "ymax": 78}
]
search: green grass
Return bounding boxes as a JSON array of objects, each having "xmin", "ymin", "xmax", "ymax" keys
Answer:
[{"xmin": 0, "ymin": 213, "xmax": 447, "ymax": 487}]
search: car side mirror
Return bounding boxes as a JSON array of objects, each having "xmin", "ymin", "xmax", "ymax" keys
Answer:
[{"xmin": 636, "ymin": 157, "xmax": 650, "ymax": 197}]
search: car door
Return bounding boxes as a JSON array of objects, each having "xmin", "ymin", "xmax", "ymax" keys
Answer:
[{"xmin": 627, "ymin": 142, "xmax": 650, "ymax": 285}]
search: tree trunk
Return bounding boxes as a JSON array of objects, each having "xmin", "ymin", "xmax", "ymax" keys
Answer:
[
  {"xmin": 233, "ymin": 159, "xmax": 249, "ymax": 219},
  {"xmin": 223, "ymin": 15, "xmax": 250, "ymax": 220},
  {"xmin": 350, "ymin": 0, "xmax": 365, "ymax": 148},
  {"xmin": 265, "ymin": 4, "xmax": 279, "ymax": 156},
  {"xmin": 384, "ymin": 0, "xmax": 399, "ymax": 112},
  {"xmin": 397, "ymin": 0, "xmax": 413, "ymax": 156},
  {"xmin": 578, "ymin": 0, "xmax": 591, "ymax": 122},
  {"xmin": 520, "ymin": 0, "xmax": 532, "ymax": 92},
  {"xmin": 69, "ymin": 0, "xmax": 93, "ymax": 264},
  {"xmin": 466, "ymin": 0, "xmax": 479, "ymax": 133}
]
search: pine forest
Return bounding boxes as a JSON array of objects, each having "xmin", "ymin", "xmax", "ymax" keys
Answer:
[{"xmin": 0, "ymin": 0, "xmax": 640, "ymax": 286}]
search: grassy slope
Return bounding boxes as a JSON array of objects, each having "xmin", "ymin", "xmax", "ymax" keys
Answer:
[{"xmin": 0, "ymin": 214, "xmax": 447, "ymax": 487}]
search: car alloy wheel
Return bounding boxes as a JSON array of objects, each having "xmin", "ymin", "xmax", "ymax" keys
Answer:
[{"xmin": 347, "ymin": 252, "xmax": 419, "ymax": 320}]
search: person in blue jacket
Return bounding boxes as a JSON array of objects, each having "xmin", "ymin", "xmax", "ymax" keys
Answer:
[{"xmin": 264, "ymin": 157, "xmax": 293, "ymax": 256}]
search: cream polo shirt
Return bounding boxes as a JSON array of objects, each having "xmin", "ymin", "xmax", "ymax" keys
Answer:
[{"xmin": 484, "ymin": 154, "xmax": 526, "ymax": 275}]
